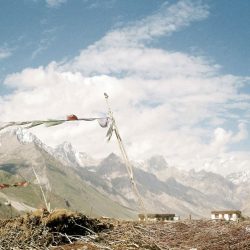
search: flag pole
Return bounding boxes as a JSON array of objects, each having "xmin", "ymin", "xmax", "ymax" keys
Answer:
[
  {"xmin": 104, "ymin": 93, "xmax": 147, "ymax": 220},
  {"xmin": 31, "ymin": 166, "xmax": 50, "ymax": 212}
]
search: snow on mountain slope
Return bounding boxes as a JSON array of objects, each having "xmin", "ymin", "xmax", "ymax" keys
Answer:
[
  {"xmin": 0, "ymin": 127, "xmax": 53, "ymax": 153},
  {"xmin": 227, "ymin": 170, "xmax": 250, "ymax": 185},
  {"xmin": 54, "ymin": 141, "xmax": 82, "ymax": 167},
  {"xmin": 0, "ymin": 128, "xmax": 98, "ymax": 169},
  {"xmin": 54, "ymin": 141, "xmax": 100, "ymax": 168}
]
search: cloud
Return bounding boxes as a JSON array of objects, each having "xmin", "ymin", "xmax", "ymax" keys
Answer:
[
  {"xmin": 232, "ymin": 123, "xmax": 248, "ymax": 142},
  {"xmin": 83, "ymin": 0, "xmax": 116, "ymax": 9},
  {"xmin": 69, "ymin": 0, "xmax": 209, "ymax": 74},
  {"xmin": 0, "ymin": 47, "xmax": 12, "ymax": 60},
  {"xmin": 1, "ymin": 0, "xmax": 250, "ymax": 175},
  {"xmin": 31, "ymin": 38, "xmax": 54, "ymax": 59},
  {"xmin": 99, "ymin": 0, "xmax": 208, "ymax": 46},
  {"xmin": 46, "ymin": 0, "xmax": 67, "ymax": 8},
  {"xmin": 31, "ymin": 28, "xmax": 57, "ymax": 59}
]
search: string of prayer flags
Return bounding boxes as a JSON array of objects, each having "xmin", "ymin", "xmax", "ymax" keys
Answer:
[
  {"xmin": 0, "ymin": 181, "xmax": 29, "ymax": 189},
  {"xmin": 0, "ymin": 114, "xmax": 110, "ymax": 131}
]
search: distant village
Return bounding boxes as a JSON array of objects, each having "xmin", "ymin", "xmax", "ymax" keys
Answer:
[{"xmin": 138, "ymin": 210, "xmax": 242, "ymax": 222}]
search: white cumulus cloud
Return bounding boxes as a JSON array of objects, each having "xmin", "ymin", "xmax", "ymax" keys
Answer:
[{"xmin": 1, "ymin": 0, "xmax": 250, "ymax": 175}]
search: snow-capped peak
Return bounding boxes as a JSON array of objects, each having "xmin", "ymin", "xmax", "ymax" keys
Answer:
[
  {"xmin": 0, "ymin": 127, "xmax": 53, "ymax": 154},
  {"xmin": 54, "ymin": 141, "xmax": 80, "ymax": 167},
  {"xmin": 54, "ymin": 141, "xmax": 96, "ymax": 167},
  {"xmin": 227, "ymin": 170, "xmax": 250, "ymax": 185},
  {"xmin": 0, "ymin": 127, "xmax": 36, "ymax": 143},
  {"xmin": 15, "ymin": 127, "xmax": 38, "ymax": 143}
]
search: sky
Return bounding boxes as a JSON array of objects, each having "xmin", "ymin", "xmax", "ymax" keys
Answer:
[{"xmin": 0, "ymin": 0, "xmax": 249, "ymax": 175}]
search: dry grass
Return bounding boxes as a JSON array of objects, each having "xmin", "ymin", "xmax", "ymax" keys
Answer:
[
  {"xmin": 1, "ymin": 211, "xmax": 250, "ymax": 249},
  {"xmin": 0, "ymin": 209, "xmax": 110, "ymax": 250}
]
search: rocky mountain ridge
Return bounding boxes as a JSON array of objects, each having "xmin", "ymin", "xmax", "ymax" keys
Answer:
[
  {"xmin": 49, "ymin": 133, "xmax": 248, "ymax": 217},
  {"xmin": 0, "ymin": 128, "xmax": 249, "ymax": 218},
  {"xmin": 0, "ymin": 128, "xmax": 135, "ymax": 219}
]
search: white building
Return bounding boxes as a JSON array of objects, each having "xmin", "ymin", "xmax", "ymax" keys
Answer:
[{"xmin": 211, "ymin": 210, "xmax": 241, "ymax": 221}]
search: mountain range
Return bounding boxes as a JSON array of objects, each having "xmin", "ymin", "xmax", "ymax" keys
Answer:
[
  {"xmin": 0, "ymin": 128, "xmax": 249, "ymax": 219},
  {"xmin": 0, "ymin": 128, "xmax": 135, "ymax": 219}
]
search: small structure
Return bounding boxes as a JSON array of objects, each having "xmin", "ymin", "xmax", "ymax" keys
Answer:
[
  {"xmin": 174, "ymin": 215, "xmax": 180, "ymax": 221},
  {"xmin": 138, "ymin": 213, "xmax": 175, "ymax": 222},
  {"xmin": 211, "ymin": 210, "xmax": 241, "ymax": 221}
]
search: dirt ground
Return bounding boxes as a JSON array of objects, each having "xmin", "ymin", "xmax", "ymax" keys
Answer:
[{"xmin": 1, "ymin": 210, "xmax": 250, "ymax": 250}]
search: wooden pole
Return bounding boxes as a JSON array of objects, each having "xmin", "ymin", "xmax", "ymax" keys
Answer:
[
  {"xmin": 104, "ymin": 93, "xmax": 147, "ymax": 220},
  {"xmin": 31, "ymin": 166, "xmax": 50, "ymax": 212}
]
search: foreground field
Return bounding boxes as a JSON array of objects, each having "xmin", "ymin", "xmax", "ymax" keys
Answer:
[
  {"xmin": 1, "ymin": 210, "xmax": 250, "ymax": 249},
  {"xmin": 95, "ymin": 219, "xmax": 250, "ymax": 250}
]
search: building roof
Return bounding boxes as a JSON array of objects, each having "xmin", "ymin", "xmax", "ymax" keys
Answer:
[
  {"xmin": 211, "ymin": 210, "xmax": 241, "ymax": 214},
  {"xmin": 138, "ymin": 213, "xmax": 175, "ymax": 219}
]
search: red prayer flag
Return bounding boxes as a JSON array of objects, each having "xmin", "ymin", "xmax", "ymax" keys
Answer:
[
  {"xmin": 67, "ymin": 114, "xmax": 78, "ymax": 121},
  {"xmin": 0, "ymin": 183, "xmax": 10, "ymax": 189}
]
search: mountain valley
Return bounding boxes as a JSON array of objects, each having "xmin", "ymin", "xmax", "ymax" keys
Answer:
[{"xmin": 0, "ymin": 128, "xmax": 249, "ymax": 219}]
